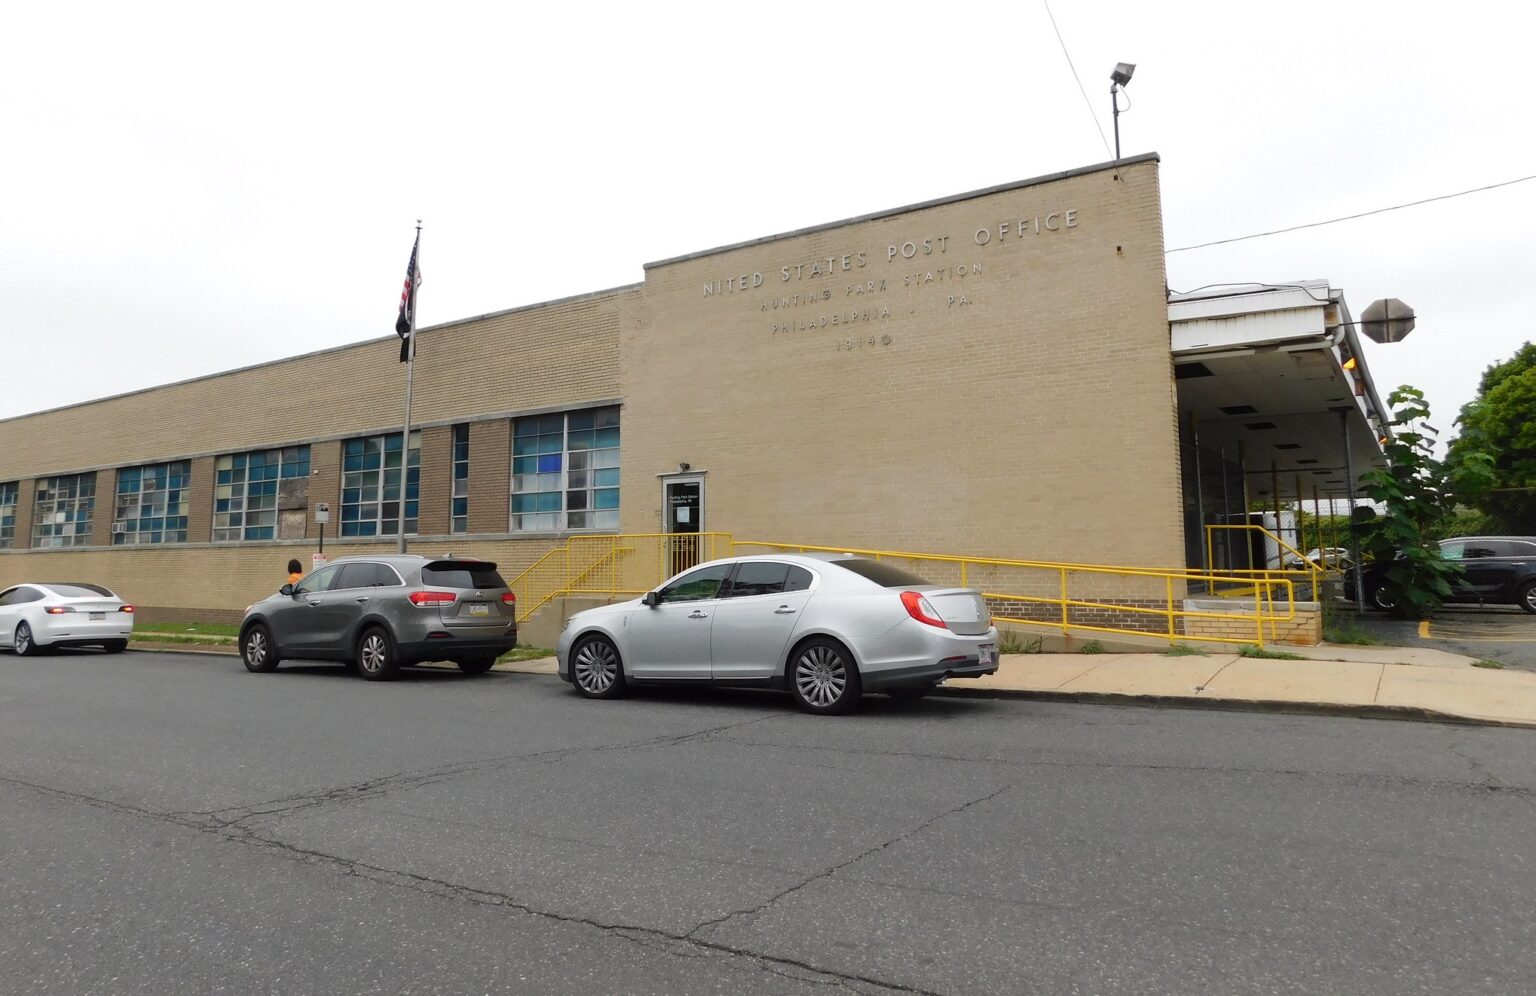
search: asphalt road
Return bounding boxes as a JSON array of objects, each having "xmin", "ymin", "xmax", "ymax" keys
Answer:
[{"xmin": 3, "ymin": 650, "xmax": 1534, "ymax": 995}]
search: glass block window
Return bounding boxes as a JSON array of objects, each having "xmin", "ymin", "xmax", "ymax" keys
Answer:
[
  {"xmin": 511, "ymin": 406, "xmax": 620, "ymax": 531},
  {"xmin": 214, "ymin": 446, "xmax": 311, "ymax": 542},
  {"xmin": 451, "ymin": 423, "xmax": 470, "ymax": 534},
  {"xmin": 0, "ymin": 481, "xmax": 17, "ymax": 549},
  {"xmin": 114, "ymin": 461, "xmax": 190, "ymax": 544},
  {"xmin": 340, "ymin": 431, "xmax": 420, "ymax": 537},
  {"xmin": 33, "ymin": 472, "xmax": 96, "ymax": 548}
]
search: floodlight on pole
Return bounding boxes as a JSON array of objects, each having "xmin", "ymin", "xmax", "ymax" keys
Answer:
[{"xmin": 1110, "ymin": 62, "xmax": 1135, "ymax": 159}]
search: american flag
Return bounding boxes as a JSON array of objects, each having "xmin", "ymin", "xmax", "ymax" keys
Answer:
[{"xmin": 395, "ymin": 235, "xmax": 421, "ymax": 362}]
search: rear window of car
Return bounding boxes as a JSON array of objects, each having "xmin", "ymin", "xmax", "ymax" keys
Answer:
[
  {"xmin": 41, "ymin": 583, "xmax": 116, "ymax": 598},
  {"xmin": 828, "ymin": 558, "xmax": 932, "ymax": 587},
  {"xmin": 421, "ymin": 562, "xmax": 506, "ymax": 589}
]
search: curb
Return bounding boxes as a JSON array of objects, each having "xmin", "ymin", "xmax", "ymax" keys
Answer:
[{"xmin": 933, "ymin": 686, "xmax": 1536, "ymax": 730}]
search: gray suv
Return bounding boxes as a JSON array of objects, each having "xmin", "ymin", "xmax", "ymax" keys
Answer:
[{"xmin": 239, "ymin": 555, "xmax": 519, "ymax": 680}]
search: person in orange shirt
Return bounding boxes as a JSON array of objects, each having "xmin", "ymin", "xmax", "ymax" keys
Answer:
[{"xmin": 286, "ymin": 559, "xmax": 304, "ymax": 586}]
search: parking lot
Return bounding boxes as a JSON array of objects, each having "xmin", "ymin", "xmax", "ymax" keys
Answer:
[
  {"xmin": 3, "ymin": 648, "xmax": 1535, "ymax": 994},
  {"xmin": 1342, "ymin": 602, "xmax": 1536, "ymax": 670}
]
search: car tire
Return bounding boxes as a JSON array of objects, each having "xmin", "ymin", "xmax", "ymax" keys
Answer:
[
  {"xmin": 790, "ymin": 637, "xmax": 862, "ymax": 715},
  {"xmin": 103, "ymin": 640, "xmax": 128, "ymax": 654},
  {"xmin": 457, "ymin": 654, "xmax": 498, "ymax": 675},
  {"xmin": 14, "ymin": 622, "xmax": 40, "ymax": 657},
  {"xmin": 241, "ymin": 624, "xmax": 281, "ymax": 673},
  {"xmin": 570, "ymin": 635, "xmax": 626, "ymax": 699},
  {"xmin": 357, "ymin": 626, "xmax": 399, "ymax": 681},
  {"xmin": 1518, "ymin": 582, "xmax": 1536, "ymax": 615},
  {"xmin": 887, "ymin": 683, "xmax": 936, "ymax": 701},
  {"xmin": 1370, "ymin": 585, "xmax": 1398, "ymax": 612}
]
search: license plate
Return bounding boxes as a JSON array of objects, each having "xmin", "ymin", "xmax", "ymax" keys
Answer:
[
  {"xmin": 89, "ymin": 612, "xmax": 105, "ymax": 621},
  {"xmin": 468, "ymin": 604, "xmax": 490, "ymax": 617},
  {"xmin": 978, "ymin": 646, "xmax": 996, "ymax": 666}
]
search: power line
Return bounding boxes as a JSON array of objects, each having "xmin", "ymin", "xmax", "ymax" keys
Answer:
[
  {"xmin": 1041, "ymin": 0, "xmax": 1112, "ymax": 160},
  {"xmin": 1167, "ymin": 172, "xmax": 1536, "ymax": 253}
]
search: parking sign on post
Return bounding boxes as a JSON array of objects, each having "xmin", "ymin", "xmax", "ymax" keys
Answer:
[{"xmin": 315, "ymin": 503, "xmax": 330, "ymax": 557}]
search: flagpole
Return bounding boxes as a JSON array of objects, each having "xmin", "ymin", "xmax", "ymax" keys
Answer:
[{"xmin": 398, "ymin": 219, "xmax": 421, "ymax": 554}]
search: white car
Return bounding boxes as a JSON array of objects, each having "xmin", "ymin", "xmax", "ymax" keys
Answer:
[
  {"xmin": 1285, "ymin": 547, "xmax": 1354, "ymax": 570},
  {"xmin": 556, "ymin": 553, "xmax": 999, "ymax": 714},
  {"xmin": 0, "ymin": 583, "xmax": 135, "ymax": 656}
]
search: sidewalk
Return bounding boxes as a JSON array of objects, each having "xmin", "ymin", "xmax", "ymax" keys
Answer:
[{"xmin": 498, "ymin": 645, "xmax": 1536, "ymax": 729}]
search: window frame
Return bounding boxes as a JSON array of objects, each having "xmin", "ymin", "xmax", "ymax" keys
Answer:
[
  {"xmin": 214, "ymin": 446, "xmax": 312, "ymax": 542},
  {"xmin": 451, "ymin": 423, "xmax": 470, "ymax": 534},
  {"xmin": 113, "ymin": 460, "xmax": 191, "ymax": 545},
  {"xmin": 0, "ymin": 481, "xmax": 17, "ymax": 549},
  {"xmin": 340, "ymin": 431, "xmax": 421, "ymax": 538},
  {"xmin": 32, "ymin": 472, "xmax": 96, "ymax": 548},
  {"xmin": 510, "ymin": 406, "xmax": 620, "ymax": 533}
]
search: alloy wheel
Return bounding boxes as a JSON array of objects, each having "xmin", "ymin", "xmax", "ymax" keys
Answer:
[
  {"xmin": 574, "ymin": 640, "xmax": 618, "ymax": 694},
  {"xmin": 16, "ymin": 623, "xmax": 33, "ymax": 655},
  {"xmin": 795, "ymin": 644, "xmax": 847, "ymax": 709},
  {"xmin": 245, "ymin": 630, "xmax": 266, "ymax": 667},
  {"xmin": 360, "ymin": 633, "xmax": 388, "ymax": 675}
]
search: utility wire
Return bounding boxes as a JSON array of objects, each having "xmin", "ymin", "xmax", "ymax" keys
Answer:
[
  {"xmin": 1042, "ymin": 0, "xmax": 1112, "ymax": 160},
  {"xmin": 1167, "ymin": 172, "xmax": 1536, "ymax": 253}
]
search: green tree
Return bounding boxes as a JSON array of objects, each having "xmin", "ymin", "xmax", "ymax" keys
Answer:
[
  {"xmin": 1447, "ymin": 342, "xmax": 1536, "ymax": 531},
  {"xmin": 1359, "ymin": 387, "xmax": 1490, "ymax": 618}
]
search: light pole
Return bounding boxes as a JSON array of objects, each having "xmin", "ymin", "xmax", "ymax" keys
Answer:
[{"xmin": 1110, "ymin": 62, "xmax": 1135, "ymax": 159}]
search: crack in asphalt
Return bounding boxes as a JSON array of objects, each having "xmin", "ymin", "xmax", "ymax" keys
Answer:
[
  {"xmin": 0, "ymin": 712, "xmax": 944, "ymax": 995},
  {"xmin": 684, "ymin": 784, "xmax": 1013, "ymax": 943}
]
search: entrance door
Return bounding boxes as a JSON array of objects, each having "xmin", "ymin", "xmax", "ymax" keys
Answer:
[{"xmin": 663, "ymin": 476, "xmax": 705, "ymax": 578}]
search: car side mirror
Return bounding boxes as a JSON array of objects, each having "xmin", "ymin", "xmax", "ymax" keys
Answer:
[
  {"xmin": 280, "ymin": 583, "xmax": 295, "ymax": 596},
  {"xmin": 642, "ymin": 591, "xmax": 660, "ymax": 607}
]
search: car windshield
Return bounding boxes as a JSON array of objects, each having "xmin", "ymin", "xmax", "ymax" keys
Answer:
[
  {"xmin": 828, "ymin": 558, "xmax": 933, "ymax": 587},
  {"xmin": 421, "ymin": 562, "xmax": 507, "ymax": 589},
  {"xmin": 41, "ymin": 583, "xmax": 116, "ymax": 598}
]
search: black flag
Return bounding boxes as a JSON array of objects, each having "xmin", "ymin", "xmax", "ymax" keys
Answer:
[{"xmin": 395, "ymin": 236, "xmax": 420, "ymax": 362}]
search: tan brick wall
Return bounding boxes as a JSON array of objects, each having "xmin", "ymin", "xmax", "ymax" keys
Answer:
[
  {"xmin": 622, "ymin": 159, "xmax": 1181, "ymax": 571},
  {"xmin": 186, "ymin": 457, "xmax": 215, "ymax": 543},
  {"xmin": 417, "ymin": 425, "xmax": 453, "ymax": 536},
  {"xmin": 0, "ymin": 289, "xmax": 628, "ymax": 481},
  {"xmin": 1182, "ymin": 601, "xmax": 1322, "ymax": 646},
  {"xmin": 467, "ymin": 420, "xmax": 510, "ymax": 534},
  {"xmin": 90, "ymin": 469, "xmax": 115, "ymax": 547},
  {"xmin": 0, "ymin": 158, "xmax": 1188, "ymax": 617}
]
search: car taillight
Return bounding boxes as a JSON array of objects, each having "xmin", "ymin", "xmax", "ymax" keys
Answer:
[
  {"xmin": 45, "ymin": 606, "xmax": 75, "ymax": 615},
  {"xmin": 899, "ymin": 591, "xmax": 948, "ymax": 629},
  {"xmin": 501, "ymin": 592, "xmax": 516, "ymax": 605},
  {"xmin": 119, "ymin": 605, "xmax": 135, "ymax": 613},
  {"xmin": 408, "ymin": 591, "xmax": 457, "ymax": 607}
]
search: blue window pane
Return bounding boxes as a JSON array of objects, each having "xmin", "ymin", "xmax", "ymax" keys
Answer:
[
  {"xmin": 512, "ymin": 494, "xmax": 533, "ymax": 514},
  {"xmin": 513, "ymin": 456, "xmax": 536, "ymax": 475},
  {"xmin": 536, "ymin": 492, "xmax": 562, "ymax": 513},
  {"xmin": 595, "ymin": 469, "xmax": 620, "ymax": 487},
  {"xmin": 594, "ymin": 488, "xmax": 619, "ymax": 510},
  {"xmin": 537, "ymin": 435, "xmax": 562, "ymax": 455},
  {"xmin": 568, "ymin": 411, "xmax": 595, "ymax": 431},
  {"xmin": 595, "ymin": 427, "xmax": 620, "ymax": 448},
  {"xmin": 537, "ymin": 454, "xmax": 562, "ymax": 473}
]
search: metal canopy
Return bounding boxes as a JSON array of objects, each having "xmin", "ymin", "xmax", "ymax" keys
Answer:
[{"xmin": 1170, "ymin": 282, "xmax": 1389, "ymax": 501}]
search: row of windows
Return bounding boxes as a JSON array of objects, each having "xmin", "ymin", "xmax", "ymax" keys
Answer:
[{"xmin": 0, "ymin": 409, "xmax": 621, "ymax": 549}]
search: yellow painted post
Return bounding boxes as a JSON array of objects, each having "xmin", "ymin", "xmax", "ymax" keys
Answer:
[
  {"xmin": 1270, "ymin": 461, "xmax": 1281, "ymax": 571},
  {"xmin": 961, "ymin": 560, "xmax": 968, "ymax": 589},
  {"xmin": 1060, "ymin": 568, "xmax": 1070, "ymax": 634},
  {"xmin": 1166, "ymin": 575, "xmax": 1176, "ymax": 644}
]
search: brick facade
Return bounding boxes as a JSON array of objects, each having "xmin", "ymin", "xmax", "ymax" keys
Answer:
[{"xmin": 0, "ymin": 156, "xmax": 1186, "ymax": 619}]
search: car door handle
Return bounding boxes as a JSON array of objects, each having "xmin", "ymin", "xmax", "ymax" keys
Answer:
[
  {"xmin": 355, "ymin": 596, "xmax": 370, "ymax": 603},
  {"xmin": 688, "ymin": 610, "xmax": 709, "ymax": 619},
  {"xmin": 774, "ymin": 606, "xmax": 796, "ymax": 614},
  {"xmin": 305, "ymin": 599, "xmax": 321, "ymax": 607}
]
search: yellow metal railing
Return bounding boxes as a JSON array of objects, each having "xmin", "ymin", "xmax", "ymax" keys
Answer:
[
  {"xmin": 507, "ymin": 532, "xmax": 1307, "ymax": 647},
  {"xmin": 1202, "ymin": 524, "xmax": 1328, "ymax": 601},
  {"xmin": 731, "ymin": 539, "xmax": 1299, "ymax": 647},
  {"xmin": 506, "ymin": 533, "xmax": 733, "ymax": 623}
]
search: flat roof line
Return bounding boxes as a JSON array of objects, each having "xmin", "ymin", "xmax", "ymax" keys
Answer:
[
  {"xmin": 642, "ymin": 154, "xmax": 1160, "ymax": 270},
  {"xmin": 0, "ymin": 282, "xmax": 642, "ymax": 427}
]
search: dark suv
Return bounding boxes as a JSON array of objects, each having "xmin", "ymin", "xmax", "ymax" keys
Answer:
[
  {"xmin": 1350, "ymin": 536, "xmax": 1536, "ymax": 613},
  {"xmin": 239, "ymin": 555, "xmax": 519, "ymax": 680}
]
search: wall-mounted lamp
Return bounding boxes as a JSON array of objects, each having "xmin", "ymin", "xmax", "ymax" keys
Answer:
[{"xmin": 678, "ymin": 462, "xmax": 691, "ymax": 473}]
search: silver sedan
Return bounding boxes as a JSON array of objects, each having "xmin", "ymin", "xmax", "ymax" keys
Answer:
[
  {"xmin": 0, "ymin": 582, "xmax": 135, "ymax": 656},
  {"xmin": 556, "ymin": 553, "xmax": 999, "ymax": 714}
]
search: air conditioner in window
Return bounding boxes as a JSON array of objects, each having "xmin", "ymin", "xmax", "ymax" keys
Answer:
[{"xmin": 112, "ymin": 522, "xmax": 127, "ymax": 534}]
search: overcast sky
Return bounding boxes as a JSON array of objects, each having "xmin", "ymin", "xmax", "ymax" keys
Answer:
[{"xmin": 4, "ymin": 1, "xmax": 1532, "ymax": 446}]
